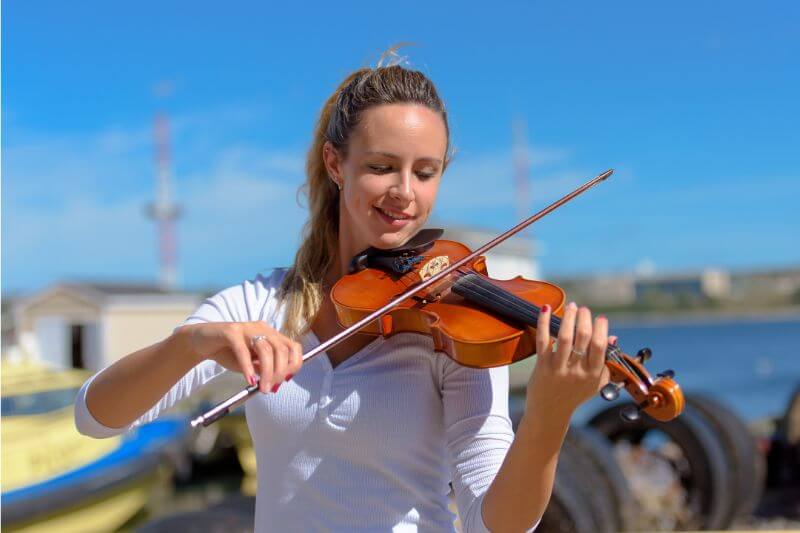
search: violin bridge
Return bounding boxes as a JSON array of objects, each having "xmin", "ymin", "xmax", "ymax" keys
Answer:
[{"xmin": 380, "ymin": 314, "xmax": 394, "ymax": 335}]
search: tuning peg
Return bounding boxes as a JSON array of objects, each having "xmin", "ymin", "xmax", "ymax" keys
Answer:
[
  {"xmin": 657, "ymin": 369, "xmax": 675, "ymax": 379},
  {"xmin": 600, "ymin": 382, "xmax": 623, "ymax": 401},
  {"xmin": 620, "ymin": 404, "xmax": 641, "ymax": 422},
  {"xmin": 636, "ymin": 347, "xmax": 653, "ymax": 363}
]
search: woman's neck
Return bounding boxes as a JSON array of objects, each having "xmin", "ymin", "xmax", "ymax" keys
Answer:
[
  {"xmin": 328, "ymin": 213, "xmax": 365, "ymax": 288},
  {"xmin": 322, "ymin": 249, "xmax": 346, "ymax": 289}
]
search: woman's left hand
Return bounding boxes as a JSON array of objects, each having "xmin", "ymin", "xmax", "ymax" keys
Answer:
[{"xmin": 524, "ymin": 301, "xmax": 614, "ymax": 420}]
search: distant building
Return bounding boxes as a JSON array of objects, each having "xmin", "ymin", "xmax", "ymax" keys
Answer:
[
  {"xmin": 730, "ymin": 268, "xmax": 800, "ymax": 303},
  {"xmin": 555, "ymin": 275, "xmax": 637, "ymax": 307},
  {"xmin": 552, "ymin": 269, "xmax": 732, "ymax": 307},
  {"xmin": 10, "ymin": 282, "xmax": 203, "ymax": 371},
  {"xmin": 635, "ymin": 269, "xmax": 731, "ymax": 303}
]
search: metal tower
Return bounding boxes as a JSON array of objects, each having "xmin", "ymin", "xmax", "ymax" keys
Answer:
[
  {"xmin": 511, "ymin": 118, "xmax": 541, "ymax": 279},
  {"xmin": 146, "ymin": 113, "xmax": 182, "ymax": 290},
  {"xmin": 512, "ymin": 118, "xmax": 531, "ymax": 236}
]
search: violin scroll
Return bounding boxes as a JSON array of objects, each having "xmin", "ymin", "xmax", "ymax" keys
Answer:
[{"xmin": 604, "ymin": 347, "xmax": 684, "ymax": 422}]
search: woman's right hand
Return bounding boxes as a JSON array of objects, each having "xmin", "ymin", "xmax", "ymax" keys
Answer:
[{"xmin": 179, "ymin": 322, "xmax": 303, "ymax": 393}]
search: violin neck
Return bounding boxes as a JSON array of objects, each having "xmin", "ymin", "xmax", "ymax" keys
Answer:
[
  {"xmin": 451, "ymin": 273, "xmax": 561, "ymax": 337},
  {"xmin": 452, "ymin": 273, "xmax": 625, "ymax": 361}
]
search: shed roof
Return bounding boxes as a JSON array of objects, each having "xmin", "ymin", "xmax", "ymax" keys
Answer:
[{"xmin": 14, "ymin": 281, "xmax": 206, "ymax": 317}]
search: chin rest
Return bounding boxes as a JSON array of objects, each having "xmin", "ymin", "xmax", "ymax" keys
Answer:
[{"xmin": 349, "ymin": 228, "xmax": 444, "ymax": 274}]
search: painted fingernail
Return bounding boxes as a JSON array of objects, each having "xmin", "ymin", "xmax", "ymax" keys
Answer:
[
  {"xmin": 568, "ymin": 301, "xmax": 577, "ymax": 310},
  {"xmin": 286, "ymin": 374, "xmax": 294, "ymax": 381},
  {"xmin": 598, "ymin": 315, "xmax": 607, "ymax": 321},
  {"xmin": 541, "ymin": 304, "xmax": 550, "ymax": 313},
  {"xmin": 270, "ymin": 383, "xmax": 281, "ymax": 393},
  {"xmin": 248, "ymin": 375, "xmax": 258, "ymax": 386}
]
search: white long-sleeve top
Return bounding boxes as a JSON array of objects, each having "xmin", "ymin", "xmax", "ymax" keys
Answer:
[{"xmin": 75, "ymin": 269, "xmax": 533, "ymax": 532}]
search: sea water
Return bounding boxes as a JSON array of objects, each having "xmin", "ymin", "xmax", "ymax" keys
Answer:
[{"xmin": 573, "ymin": 314, "xmax": 800, "ymax": 423}]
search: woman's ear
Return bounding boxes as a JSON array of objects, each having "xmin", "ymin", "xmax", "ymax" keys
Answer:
[{"xmin": 322, "ymin": 141, "xmax": 343, "ymax": 185}]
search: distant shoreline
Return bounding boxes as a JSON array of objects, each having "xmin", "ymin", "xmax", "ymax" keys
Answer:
[{"xmin": 607, "ymin": 306, "xmax": 800, "ymax": 327}]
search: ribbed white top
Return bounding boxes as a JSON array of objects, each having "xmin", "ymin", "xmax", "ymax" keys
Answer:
[{"xmin": 75, "ymin": 269, "xmax": 534, "ymax": 532}]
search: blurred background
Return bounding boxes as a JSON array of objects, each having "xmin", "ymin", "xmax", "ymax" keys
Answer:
[{"xmin": 2, "ymin": 1, "xmax": 799, "ymax": 531}]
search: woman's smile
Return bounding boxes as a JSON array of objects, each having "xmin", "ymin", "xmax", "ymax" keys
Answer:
[{"xmin": 373, "ymin": 205, "xmax": 413, "ymax": 227}]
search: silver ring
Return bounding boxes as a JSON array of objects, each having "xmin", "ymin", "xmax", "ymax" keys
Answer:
[
  {"xmin": 251, "ymin": 335, "xmax": 268, "ymax": 348},
  {"xmin": 571, "ymin": 348, "xmax": 586, "ymax": 358}
]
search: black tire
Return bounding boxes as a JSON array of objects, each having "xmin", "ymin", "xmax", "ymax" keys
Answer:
[
  {"xmin": 508, "ymin": 395, "xmax": 603, "ymax": 533},
  {"xmin": 778, "ymin": 385, "xmax": 800, "ymax": 485},
  {"xmin": 538, "ymin": 457, "xmax": 598, "ymax": 533},
  {"xmin": 558, "ymin": 434, "xmax": 618, "ymax": 533},
  {"xmin": 565, "ymin": 426, "xmax": 640, "ymax": 531},
  {"xmin": 687, "ymin": 393, "xmax": 766, "ymax": 525},
  {"xmin": 589, "ymin": 402, "xmax": 733, "ymax": 530},
  {"xmin": 785, "ymin": 386, "xmax": 800, "ymax": 444}
]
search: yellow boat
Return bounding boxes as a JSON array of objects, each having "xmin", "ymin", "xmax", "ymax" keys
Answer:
[{"xmin": 1, "ymin": 361, "xmax": 186, "ymax": 532}]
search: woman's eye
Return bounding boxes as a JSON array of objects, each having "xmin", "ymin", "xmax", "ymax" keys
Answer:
[
  {"xmin": 368, "ymin": 165, "xmax": 391, "ymax": 173},
  {"xmin": 416, "ymin": 170, "xmax": 437, "ymax": 180}
]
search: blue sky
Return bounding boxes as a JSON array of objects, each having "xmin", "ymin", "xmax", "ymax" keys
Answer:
[{"xmin": 3, "ymin": 1, "xmax": 799, "ymax": 293}]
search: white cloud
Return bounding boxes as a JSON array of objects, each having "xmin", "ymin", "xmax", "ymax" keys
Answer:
[
  {"xmin": 434, "ymin": 146, "xmax": 606, "ymax": 221},
  {"xmin": 3, "ymin": 105, "xmax": 306, "ymax": 292},
  {"xmin": 6, "ymin": 104, "xmax": 638, "ymax": 291}
]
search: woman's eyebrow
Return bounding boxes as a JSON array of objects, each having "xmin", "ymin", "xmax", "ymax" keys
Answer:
[{"xmin": 365, "ymin": 151, "xmax": 442, "ymax": 165}]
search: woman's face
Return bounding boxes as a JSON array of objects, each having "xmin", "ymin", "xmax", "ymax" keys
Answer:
[{"xmin": 324, "ymin": 103, "xmax": 447, "ymax": 258}]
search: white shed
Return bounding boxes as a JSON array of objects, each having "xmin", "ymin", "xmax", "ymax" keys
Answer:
[{"xmin": 11, "ymin": 283, "xmax": 203, "ymax": 371}]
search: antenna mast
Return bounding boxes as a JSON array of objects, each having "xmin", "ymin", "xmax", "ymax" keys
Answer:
[
  {"xmin": 513, "ymin": 117, "xmax": 531, "ymax": 245},
  {"xmin": 146, "ymin": 113, "xmax": 182, "ymax": 290}
]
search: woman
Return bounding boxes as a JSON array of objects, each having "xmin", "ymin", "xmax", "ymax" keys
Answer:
[{"xmin": 76, "ymin": 60, "xmax": 611, "ymax": 532}]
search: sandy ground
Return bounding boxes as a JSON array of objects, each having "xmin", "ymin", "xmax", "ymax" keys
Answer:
[{"xmin": 134, "ymin": 487, "xmax": 800, "ymax": 532}]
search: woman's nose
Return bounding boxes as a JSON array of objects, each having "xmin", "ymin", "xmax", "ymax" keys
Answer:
[{"xmin": 389, "ymin": 170, "xmax": 414, "ymax": 202}]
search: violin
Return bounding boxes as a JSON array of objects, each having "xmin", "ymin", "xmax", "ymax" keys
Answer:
[
  {"xmin": 334, "ymin": 233, "xmax": 683, "ymax": 422},
  {"xmin": 191, "ymin": 169, "xmax": 684, "ymax": 427}
]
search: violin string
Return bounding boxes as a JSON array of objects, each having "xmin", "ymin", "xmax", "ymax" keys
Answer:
[
  {"xmin": 454, "ymin": 273, "xmax": 560, "ymax": 333},
  {"xmin": 454, "ymin": 273, "xmax": 635, "ymax": 374}
]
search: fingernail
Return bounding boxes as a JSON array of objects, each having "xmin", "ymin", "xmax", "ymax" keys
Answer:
[
  {"xmin": 286, "ymin": 374, "xmax": 294, "ymax": 381},
  {"xmin": 271, "ymin": 383, "xmax": 281, "ymax": 393},
  {"xmin": 568, "ymin": 301, "xmax": 577, "ymax": 310},
  {"xmin": 541, "ymin": 304, "xmax": 550, "ymax": 313},
  {"xmin": 598, "ymin": 315, "xmax": 607, "ymax": 321},
  {"xmin": 248, "ymin": 375, "xmax": 257, "ymax": 386}
]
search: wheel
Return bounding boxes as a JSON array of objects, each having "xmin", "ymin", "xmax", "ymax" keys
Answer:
[
  {"xmin": 778, "ymin": 385, "xmax": 800, "ymax": 485},
  {"xmin": 558, "ymin": 433, "xmax": 618, "ymax": 532},
  {"xmin": 782, "ymin": 385, "xmax": 800, "ymax": 447},
  {"xmin": 687, "ymin": 393, "xmax": 766, "ymax": 525},
  {"xmin": 565, "ymin": 426, "xmax": 640, "ymax": 531},
  {"xmin": 508, "ymin": 395, "xmax": 601, "ymax": 532},
  {"xmin": 538, "ymin": 456, "xmax": 598, "ymax": 533},
  {"xmin": 589, "ymin": 402, "xmax": 733, "ymax": 530}
]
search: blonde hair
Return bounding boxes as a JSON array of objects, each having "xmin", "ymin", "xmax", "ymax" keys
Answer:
[{"xmin": 278, "ymin": 60, "xmax": 451, "ymax": 340}]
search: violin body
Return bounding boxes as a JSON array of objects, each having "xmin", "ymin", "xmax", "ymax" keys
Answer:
[{"xmin": 332, "ymin": 239, "xmax": 566, "ymax": 368}]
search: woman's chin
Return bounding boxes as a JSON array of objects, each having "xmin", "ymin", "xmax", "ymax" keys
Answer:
[{"xmin": 372, "ymin": 228, "xmax": 416, "ymax": 250}]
